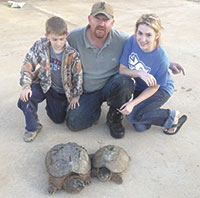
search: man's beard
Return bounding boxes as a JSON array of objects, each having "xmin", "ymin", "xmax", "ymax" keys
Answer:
[{"xmin": 94, "ymin": 26, "xmax": 106, "ymax": 39}]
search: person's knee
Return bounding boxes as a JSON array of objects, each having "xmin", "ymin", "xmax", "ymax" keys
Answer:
[
  {"xmin": 66, "ymin": 109, "xmax": 95, "ymax": 131},
  {"xmin": 17, "ymin": 99, "xmax": 23, "ymax": 109},
  {"xmin": 133, "ymin": 124, "xmax": 151, "ymax": 132},
  {"xmin": 66, "ymin": 116, "xmax": 83, "ymax": 131},
  {"xmin": 66, "ymin": 121, "xmax": 80, "ymax": 131},
  {"xmin": 17, "ymin": 99, "xmax": 29, "ymax": 110},
  {"xmin": 50, "ymin": 117, "xmax": 65, "ymax": 124},
  {"xmin": 47, "ymin": 112, "xmax": 65, "ymax": 124},
  {"xmin": 118, "ymin": 75, "xmax": 134, "ymax": 89},
  {"xmin": 114, "ymin": 75, "xmax": 134, "ymax": 99}
]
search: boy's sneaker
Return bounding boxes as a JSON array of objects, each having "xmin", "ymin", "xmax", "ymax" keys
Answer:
[{"xmin": 23, "ymin": 123, "xmax": 43, "ymax": 143}]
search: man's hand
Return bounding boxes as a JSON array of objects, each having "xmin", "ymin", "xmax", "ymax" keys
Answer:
[{"xmin": 170, "ymin": 62, "xmax": 185, "ymax": 75}]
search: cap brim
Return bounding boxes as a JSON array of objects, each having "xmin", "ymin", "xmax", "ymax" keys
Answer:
[{"xmin": 91, "ymin": 11, "xmax": 112, "ymax": 19}]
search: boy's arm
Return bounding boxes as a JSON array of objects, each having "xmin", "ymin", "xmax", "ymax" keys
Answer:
[
  {"xmin": 20, "ymin": 40, "xmax": 41, "ymax": 90},
  {"xmin": 70, "ymin": 51, "xmax": 83, "ymax": 98}
]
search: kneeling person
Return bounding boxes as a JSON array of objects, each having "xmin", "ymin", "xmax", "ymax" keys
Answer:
[{"xmin": 18, "ymin": 16, "xmax": 83, "ymax": 142}]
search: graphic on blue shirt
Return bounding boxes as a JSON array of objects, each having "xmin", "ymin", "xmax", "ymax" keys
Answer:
[{"xmin": 128, "ymin": 52, "xmax": 151, "ymax": 73}]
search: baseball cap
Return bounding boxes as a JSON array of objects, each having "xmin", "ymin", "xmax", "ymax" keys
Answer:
[{"xmin": 90, "ymin": 2, "xmax": 114, "ymax": 19}]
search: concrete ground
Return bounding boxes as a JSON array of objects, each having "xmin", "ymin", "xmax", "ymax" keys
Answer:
[{"xmin": 0, "ymin": 0, "xmax": 200, "ymax": 197}]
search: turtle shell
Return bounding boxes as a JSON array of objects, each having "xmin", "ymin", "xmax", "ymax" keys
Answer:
[
  {"xmin": 45, "ymin": 142, "xmax": 91, "ymax": 178},
  {"xmin": 92, "ymin": 145, "xmax": 130, "ymax": 173}
]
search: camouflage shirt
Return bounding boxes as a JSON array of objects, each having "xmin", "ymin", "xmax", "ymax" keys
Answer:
[{"xmin": 20, "ymin": 38, "xmax": 83, "ymax": 102}]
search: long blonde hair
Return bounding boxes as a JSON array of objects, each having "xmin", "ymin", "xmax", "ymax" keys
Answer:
[{"xmin": 135, "ymin": 14, "xmax": 163, "ymax": 48}]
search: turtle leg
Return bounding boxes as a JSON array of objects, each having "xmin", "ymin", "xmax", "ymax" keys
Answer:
[
  {"xmin": 89, "ymin": 153, "xmax": 94, "ymax": 160},
  {"xmin": 63, "ymin": 174, "xmax": 85, "ymax": 194},
  {"xmin": 48, "ymin": 183, "xmax": 57, "ymax": 194},
  {"xmin": 81, "ymin": 171, "xmax": 91, "ymax": 185},
  {"xmin": 48, "ymin": 175, "xmax": 64, "ymax": 194},
  {"xmin": 110, "ymin": 173, "xmax": 123, "ymax": 184},
  {"xmin": 91, "ymin": 168, "xmax": 98, "ymax": 177},
  {"xmin": 84, "ymin": 176, "xmax": 91, "ymax": 185}
]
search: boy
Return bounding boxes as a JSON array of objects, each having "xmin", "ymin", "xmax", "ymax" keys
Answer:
[{"xmin": 17, "ymin": 16, "xmax": 83, "ymax": 143}]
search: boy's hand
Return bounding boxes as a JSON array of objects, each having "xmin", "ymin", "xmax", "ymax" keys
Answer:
[
  {"xmin": 69, "ymin": 96, "xmax": 80, "ymax": 109},
  {"xmin": 20, "ymin": 88, "xmax": 32, "ymax": 102}
]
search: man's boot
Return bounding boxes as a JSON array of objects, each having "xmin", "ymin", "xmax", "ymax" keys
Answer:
[{"xmin": 106, "ymin": 107, "xmax": 125, "ymax": 139}]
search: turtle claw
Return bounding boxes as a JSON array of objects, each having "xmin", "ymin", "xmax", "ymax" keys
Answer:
[
  {"xmin": 48, "ymin": 184, "xmax": 57, "ymax": 194},
  {"xmin": 91, "ymin": 168, "xmax": 97, "ymax": 177},
  {"xmin": 111, "ymin": 174, "xmax": 123, "ymax": 184},
  {"xmin": 85, "ymin": 177, "xmax": 92, "ymax": 185}
]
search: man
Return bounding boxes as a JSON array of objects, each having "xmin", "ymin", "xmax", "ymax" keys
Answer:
[
  {"xmin": 66, "ymin": 1, "xmax": 133, "ymax": 139},
  {"xmin": 66, "ymin": 1, "xmax": 185, "ymax": 139}
]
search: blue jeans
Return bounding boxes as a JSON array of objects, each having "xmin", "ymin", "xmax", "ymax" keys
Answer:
[
  {"xmin": 66, "ymin": 74, "xmax": 134, "ymax": 131},
  {"xmin": 17, "ymin": 83, "xmax": 68, "ymax": 132},
  {"xmin": 126, "ymin": 88, "xmax": 176, "ymax": 132}
]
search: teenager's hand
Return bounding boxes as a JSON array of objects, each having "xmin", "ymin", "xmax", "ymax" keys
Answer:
[
  {"xmin": 69, "ymin": 96, "xmax": 80, "ymax": 109},
  {"xmin": 170, "ymin": 62, "xmax": 185, "ymax": 75},
  {"xmin": 20, "ymin": 88, "xmax": 32, "ymax": 102},
  {"xmin": 138, "ymin": 71, "xmax": 157, "ymax": 87},
  {"xmin": 118, "ymin": 101, "xmax": 135, "ymax": 115}
]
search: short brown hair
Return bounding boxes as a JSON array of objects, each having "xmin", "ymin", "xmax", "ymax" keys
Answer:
[
  {"xmin": 45, "ymin": 16, "xmax": 68, "ymax": 35},
  {"xmin": 135, "ymin": 14, "xmax": 163, "ymax": 48}
]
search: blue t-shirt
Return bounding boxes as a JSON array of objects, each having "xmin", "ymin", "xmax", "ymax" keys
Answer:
[{"xmin": 120, "ymin": 35, "xmax": 174, "ymax": 96}]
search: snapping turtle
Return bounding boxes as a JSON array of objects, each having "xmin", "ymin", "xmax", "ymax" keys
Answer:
[
  {"xmin": 45, "ymin": 142, "xmax": 91, "ymax": 194},
  {"xmin": 91, "ymin": 145, "xmax": 130, "ymax": 184}
]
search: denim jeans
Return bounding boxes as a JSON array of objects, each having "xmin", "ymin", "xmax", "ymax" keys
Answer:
[
  {"xmin": 126, "ymin": 88, "xmax": 176, "ymax": 132},
  {"xmin": 66, "ymin": 74, "xmax": 134, "ymax": 131},
  {"xmin": 17, "ymin": 83, "xmax": 68, "ymax": 132}
]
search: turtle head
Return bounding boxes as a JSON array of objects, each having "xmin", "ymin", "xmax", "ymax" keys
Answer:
[
  {"xmin": 97, "ymin": 167, "xmax": 112, "ymax": 182},
  {"xmin": 69, "ymin": 178, "xmax": 85, "ymax": 191},
  {"xmin": 63, "ymin": 174, "xmax": 85, "ymax": 194}
]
